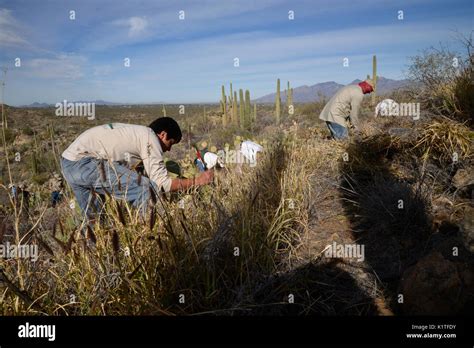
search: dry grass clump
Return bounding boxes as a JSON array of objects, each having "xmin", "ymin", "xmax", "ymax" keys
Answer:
[{"xmin": 412, "ymin": 119, "xmax": 473, "ymax": 166}]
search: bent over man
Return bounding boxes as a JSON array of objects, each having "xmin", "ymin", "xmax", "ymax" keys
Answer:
[
  {"xmin": 319, "ymin": 79, "xmax": 374, "ymax": 140},
  {"xmin": 61, "ymin": 117, "xmax": 213, "ymax": 220}
]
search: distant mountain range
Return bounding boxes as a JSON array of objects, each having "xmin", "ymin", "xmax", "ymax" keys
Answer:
[
  {"xmin": 23, "ymin": 102, "xmax": 52, "ymax": 108},
  {"xmin": 254, "ymin": 76, "xmax": 411, "ymax": 103},
  {"xmin": 20, "ymin": 76, "xmax": 410, "ymax": 107},
  {"xmin": 20, "ymin": 100, "xmax": 125, "ymax": 108}
]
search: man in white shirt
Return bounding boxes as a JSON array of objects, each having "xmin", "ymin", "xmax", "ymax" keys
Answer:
[
  {"xmin": 61, "ymin": 117, "xmax": 213, "ymax": 220},
  {"xmin": 319, "ymin": 79, "xmax": 374, "ymax": 139}
]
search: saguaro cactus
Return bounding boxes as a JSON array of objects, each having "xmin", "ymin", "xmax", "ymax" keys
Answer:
[
  {"xmin": 372, "ymin": 55, "xmax": 377, "ymax": 104},
  {"xmin": 162, "ymin": 104, "xmax": 167, "ymax": 117},
  {"xmin": 245, "ymin": 89, "xmax": 251, "ymax": 129},
  {"xmin": 221, "ymin": 85, "xmax": 227, "ymax": 127},
  {"xmin": 275, "ymin": 78, "xmax": 281, "ymax": 125},
  {"xmin": 287, "ymin": 81, "xmax": 294, "ymax": 115},
  {"xmin": 253, "ymin": 103, "xmax": 257, "ymax": 122},
  {"xmin": 233, "ymin": 91, "xmax": 238, "ymax": 126},
  {"xmin": 239, "ymin": 89, "xmax": 244, "ymax": 129}
]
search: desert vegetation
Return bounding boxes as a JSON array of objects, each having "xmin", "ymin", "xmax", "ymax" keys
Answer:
[{"xmin": 0, "ymin": 36, "xmax": 473, "ymax": 316}]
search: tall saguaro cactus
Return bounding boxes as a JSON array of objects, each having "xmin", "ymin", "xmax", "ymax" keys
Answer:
[
  {"xmin": 245, "ymin": 89, "xmax": 251, "ymax": 129},
  {"xmin": 233, "ymin": 91, "xmax": 238, "ymax": 126},
  {"xmin": 221, "ymin": 85, "xmax": 227, "ymax": 127},
  {"xmin": 275, "ymin": 78, "xmax": 281, "ymax": 125},
  {"xmin": 239, "ymin": 89, "xmax": 244, "ymax": 129},
  {"xmin": 372, "ymin": 55, "xmax": 377, "ymax": 104},
  {"xmin": 253, "ymin": 103, "xmax": 257, "ymax": 123},
  {"xmin": 287, "ymin": 81, "xmax": 294, "ymax": 115}
]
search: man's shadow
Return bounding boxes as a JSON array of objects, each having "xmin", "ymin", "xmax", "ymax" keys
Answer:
[
  {"xmin": 338, "ymin": 135, "xmax": 433, "ymax": 313},
  {"xmin": 202, "ymin": 139, "xmax": 381, "ymax": 315}
]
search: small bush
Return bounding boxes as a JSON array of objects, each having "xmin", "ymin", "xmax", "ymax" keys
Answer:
[
  {"xmin": 1, "ymin": 128, "xmax": 16, "ymax": 145},
  {"xmin": 21, "ymin": 126, "xmax": 34, "ymax": 136}
]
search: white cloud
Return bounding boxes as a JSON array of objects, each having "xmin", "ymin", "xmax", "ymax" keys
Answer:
[
  {"xmin": 0, "ymin": 8, "xmax": 29, "ymax": 48},
  {"xmin": 28, "ymin": 54, "xmax": 86, "ymax": 79},
  {"xmin": 114, "ymin": 16, "xmax": 148, "ymax": 38},
  {"xmin": 129, "ymin": 21, "xmax": 466, "ymax": 78},
  {"xmin": 128, "ymin": 17, "xmax": 148, "ymax": 37}
]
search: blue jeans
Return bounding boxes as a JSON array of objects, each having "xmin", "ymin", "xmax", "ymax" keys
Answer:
[
  {"xmin": 326, "ymin": 121, "xmax": 348, "ymax": 140},
  {"xmin": 61, "ymin": 157, "xmax": 158, "ymax": 219},
  {"xmin": 51, "ymin": 191, "xmax": 62, "ymax": 207}
]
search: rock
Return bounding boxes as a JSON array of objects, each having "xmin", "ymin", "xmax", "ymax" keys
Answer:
[
  {"xmin": 399, "ymin": 252, "xmax": 471, "ymax": 315},
  {"xmin": 459, "ymin": 206, "xmax": 474, "ymax": 253},
  {"xmin": 431, "ymin": 196, "xmax": 453, "ymax": 228},
  {"xmin": 452, "ymin": 168, "xmax": 474, "ymax": 192}
]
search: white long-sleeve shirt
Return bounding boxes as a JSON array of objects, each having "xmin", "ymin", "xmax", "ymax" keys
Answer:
[
  {"xmin": 319, "ymin": 84, "xmax": 364, "ymax": 130},
  {"xmin": 62, "ymin": 123, "xmax": 172, "ymax": 192}
]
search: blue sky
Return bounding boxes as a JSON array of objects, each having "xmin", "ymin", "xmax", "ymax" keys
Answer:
[{"xmin": 0, "ymin": 0, "xmax": 472, "ymax": 105}]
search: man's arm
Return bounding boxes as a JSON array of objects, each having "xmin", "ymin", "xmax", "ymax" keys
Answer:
[
  {"xmin": 349, "ymin": 95, "xmax": 363, "ymax": 131},
  {"xmin": 170, "ymin": 170, "xmax": 214, "ymax": 191},
  {"xmin": 139, "ymin": 129, "xmax": 174, "ymax": 192},
  {"xmin": 139, "ymin": 128, "xmax": 214, "ymax": 192}
]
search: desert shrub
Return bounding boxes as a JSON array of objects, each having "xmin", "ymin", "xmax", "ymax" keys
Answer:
[
  {"xmin": 1, "ymin": 128, "xmax": 16, "ymax": 145},
  {"xmin": 407, "ymin": 32, "xmax": 474, "ymax": 125},
  {"xmin": 386, "ymin": 87, "xmax": 419, "ymax": 104},
  {"xmin": 296, "ymin": 100, "xmax": 326, "ymax": 120},
  {"xmin": 21, "ymin": 126, "xmax": 34, "ymax": 136}
]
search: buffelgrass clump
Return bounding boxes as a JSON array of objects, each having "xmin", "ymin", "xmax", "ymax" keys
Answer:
[
  {"xmin": 341, "ymin": 133, "xmax": 409, "ymax": 181},
  {"xmin": 412, "ymin": 119, "xmax": 473, "ymax": 166}
]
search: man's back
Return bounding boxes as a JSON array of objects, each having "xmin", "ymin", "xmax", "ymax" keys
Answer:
[
  {"xmin": 319, "ymin": 84, "xmax": 363, "ymax": 128},
  {"xmin": 63, "ymin": 123, "xmax": 153, "ymax": 163},
  {"xmin": 62, "ymin": 123, "xmax": 171, "ymax": 192}
]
